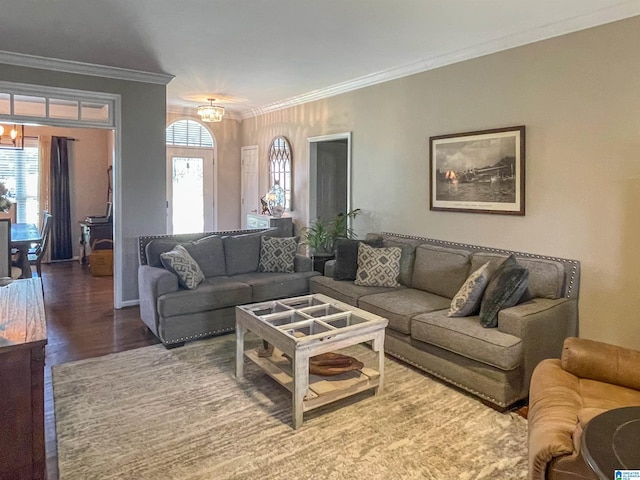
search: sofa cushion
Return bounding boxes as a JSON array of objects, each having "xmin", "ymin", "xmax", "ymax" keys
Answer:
[
  {"xmin": 471, "ymin": 253, "xmax": 565, "ymax": 300},
  {"xmin": 355, "ymin": 243, "xmax": 401, "ymax": 287},
  {"xmin": 258, "ymin": 236, "xmax": 298, "ymax": 273},
  {"xmin": 233, "ymin": 271, "xmax": 320, "ymax": 302},
  {"xmin": 448, "ymin": 262, "xmax": 490, "ymax": 317},
  {"xmin": 223, "ymin": 232, "xmax": 262, "ymax": 275},
  {"xmin": 309, "ymin": 276, "xmax": 402, "ymax": 307},
  {"xmin": 183, "ymin": 235, "xmax": 226, "ymax": 277},
  {"xmin": 145, "ymin": 239, "xmax": 179, "ymax": 268},
  {"xmin": 479, "ymin": 254, "xmax": 529, "ymax": 328},
  {"xmin": 158, "ymin": 277, "xmax": 251, "ymax": 318},
  {"xmin": 159, "ymin": 245, "xmax": 204, "ymax": 290},
  {"xmin": 359, "ymin": 288, "xmax": 450, "ymax": 335},
  {"xmin": 411, "ymin": 311, "xmax": 523, "ymax": 370},
  {"xmin": 333, "ymin": 237, "xmax": 384, "ymax": 281},
  {"xmin": 411, "ymin": 245, "xmax": 471, "ymax": 298}
]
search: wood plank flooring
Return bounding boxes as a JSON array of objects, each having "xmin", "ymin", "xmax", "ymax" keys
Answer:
[{"xmin": 41, "ymin": 261, "xmax": 159, "ymax": 480}]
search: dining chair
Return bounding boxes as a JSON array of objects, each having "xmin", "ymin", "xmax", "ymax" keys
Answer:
[{"xmin": 28, "ymin": 213, "xmax": 52, "ymax": 277}]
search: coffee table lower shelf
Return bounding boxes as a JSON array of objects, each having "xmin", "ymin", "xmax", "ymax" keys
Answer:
[{"xmin": 245, "ymin": 347, "xmax": 380, "ymax": 412}]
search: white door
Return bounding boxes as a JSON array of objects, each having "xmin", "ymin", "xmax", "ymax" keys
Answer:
[
  {"xmin": 167, "ymin": 147, "xmax": 215, "ymax": 234},
  {"xmin": 241, "ymin": 145, "xmax": 259, "ymax": 228}
]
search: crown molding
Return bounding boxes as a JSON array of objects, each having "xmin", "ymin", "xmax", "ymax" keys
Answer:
[
  {"xmin": 0, "ymin": 50, "xmax": 174, "ymax": 85},
  {"xmin": 242, "ymin": 3, "xmax": 640, "ymax": 119}
]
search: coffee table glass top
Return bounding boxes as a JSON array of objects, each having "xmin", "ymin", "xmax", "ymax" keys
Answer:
[{"xmin": 237, "ymin": 294, "xmax": 386, "ymax": 343}]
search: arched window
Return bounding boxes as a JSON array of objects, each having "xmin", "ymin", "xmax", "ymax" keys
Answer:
[
  {"xmin": 268, "ymin": 136, "xmax": 292, "ymax": 210},
  {"xmin": 166, "ymin": 119, "xmax": 213, "ymax": 147}
]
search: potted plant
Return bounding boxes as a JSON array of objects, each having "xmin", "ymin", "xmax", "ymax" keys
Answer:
[{"xmin": 301, "ymin": 208, "xmax": 361, "ymax": 255}]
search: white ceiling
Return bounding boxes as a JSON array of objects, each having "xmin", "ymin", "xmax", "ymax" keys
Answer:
[{"xmin": 1, "ymin": 0, "xmax": 639, "ymax": 118}]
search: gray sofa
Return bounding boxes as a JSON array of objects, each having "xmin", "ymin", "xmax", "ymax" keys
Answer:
[
  {"xmin": 138, "ymin": 228, "xmax": 321, "ymax": 347},
  {"xmin": 310, "ymin": 232, "xmax": 581, "ymax": 410}
]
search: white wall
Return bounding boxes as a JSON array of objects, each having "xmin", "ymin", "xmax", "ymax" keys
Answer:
[{"xmin": 241, "ymin": 17, "xmax": 640, "ymax": 350}]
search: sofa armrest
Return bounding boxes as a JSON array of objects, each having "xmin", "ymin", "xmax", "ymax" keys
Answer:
[
  {"xmin": 323, "ymin": 259, "xmax": 336, "ymax": 277},
  {"xmin": 561, "ymin": 337, "xmax": 640, "ymax": 390},
  {"xmin": 138, "ymin": 265, "xmax": 179, "ymax": 336},
  {"xmin": 528, "ymin": 358, "xmax": 582, "ymax": 480},
  {"xmin": 497, "ymin": 298, "xmax": 578, "ymax": 398},
  {"xmin": 294, "ymin": 254, "xmax": 313, "ymax": 272}
]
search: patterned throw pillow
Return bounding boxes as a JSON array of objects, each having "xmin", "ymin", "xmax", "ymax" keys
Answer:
[
  {"xmin": 258, "ymin": 236, "xmax": 298, "ymax": 273},
  {"xmin": 160, "ymin": 244, "xmax": 204, "ymax": 290},
  {"xmin": 479, "ymin": 254, "xmax": 529, "ymax": 328},
  {"xmin": 448, "ymin": 262, "xmax": 490, "ymax": 317},
  {"xmin": 354, "ymin": 243, "xmax": 401, "ymax": 287}
]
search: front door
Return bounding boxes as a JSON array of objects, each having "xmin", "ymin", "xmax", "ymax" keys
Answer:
[{"xmin": 166, "ymin": 147, "xmax": 215, "ymax": 234}]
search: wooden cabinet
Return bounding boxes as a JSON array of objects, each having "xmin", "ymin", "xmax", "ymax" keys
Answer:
[
  {"xmin": 246, "ymin": 214, "xmax": 292, "ymax": 237},
  {"xmin": 0, "ymin": 278, "xmax": 47, "ymax": 480}
]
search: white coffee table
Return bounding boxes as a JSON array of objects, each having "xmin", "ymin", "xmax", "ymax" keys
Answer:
[{"xmin": 235, "ymin": 294, "xmax": 388, "ymax": 429}]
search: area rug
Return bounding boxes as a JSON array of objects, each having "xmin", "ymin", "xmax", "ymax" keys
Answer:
[{"xmin": 53, "ymin": 334, "xmax": 528, "ymax": 479}]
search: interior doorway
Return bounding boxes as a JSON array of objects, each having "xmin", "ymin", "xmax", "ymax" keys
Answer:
[{"xmin": 307, "ymin": 132, "xmax": 351, "ymax": 223}]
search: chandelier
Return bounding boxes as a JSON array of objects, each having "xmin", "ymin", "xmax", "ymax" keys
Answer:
[
  {"xmin": 0, "ymin": 124, "xmax": 24, "ymax": 150},
  {"xmin": 197, "ymin": 98, "xmax": 225, "ymax": 122}
]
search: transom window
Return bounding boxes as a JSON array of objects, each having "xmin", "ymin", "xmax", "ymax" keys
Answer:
[
  {"xmin": 166, "ymin": 120, "xmax": 213, "ymax": 147},
  {"xmin": 268, "ymin": 136, "xmax": 292, "ymax": 210}
]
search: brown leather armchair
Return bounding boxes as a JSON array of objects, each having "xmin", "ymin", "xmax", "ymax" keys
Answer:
[{"xmin": 528, "ymin": 337, "xmax": 640, "ymax": 480}]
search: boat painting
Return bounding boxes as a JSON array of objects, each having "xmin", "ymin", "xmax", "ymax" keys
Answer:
[{"xmin": 430, "ymin": 126, "xmax": 525, "ymax": 215}]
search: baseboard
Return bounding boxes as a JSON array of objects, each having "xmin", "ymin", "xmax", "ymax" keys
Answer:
[{"xmin": 119, "ymin": 299, "xmax": 140, "ymax": 309}]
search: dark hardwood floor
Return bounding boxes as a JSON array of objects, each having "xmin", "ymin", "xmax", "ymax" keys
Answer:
[{"xmin": 42, "ymin": 261, "xmax": 159, "ymax": 479}]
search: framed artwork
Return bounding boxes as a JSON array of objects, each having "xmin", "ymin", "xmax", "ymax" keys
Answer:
[{"xmin": 430, "ymin": 125, "xmax": 525, "ymax": 215}]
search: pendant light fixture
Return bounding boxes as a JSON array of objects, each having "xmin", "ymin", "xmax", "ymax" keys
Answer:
[{"xmin": 197, "ymin": 98, "xmax": 225, "ymax": 123}]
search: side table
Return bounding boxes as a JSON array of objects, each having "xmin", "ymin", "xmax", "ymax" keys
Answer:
[
  {"xmin": 581, "ymin": 406, "xmax": 640, "ymax": 480},
  {"xmin": 310, "ymin": 253, "xmax": 334, "ymax": 274}
]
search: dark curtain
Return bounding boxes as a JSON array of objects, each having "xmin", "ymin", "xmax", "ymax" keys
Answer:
[{"xmin": 50, "ymin": 136, "xmax": 73, "ymax": 260}]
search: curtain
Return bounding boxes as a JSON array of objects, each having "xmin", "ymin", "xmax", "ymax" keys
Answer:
[
  {"xmin": 50, "ymin": 136, "xmax": 73, "ymax": 260},
  {"xmin": 38, "ymin": 135, "xmax": 52, "ymax": 263}
]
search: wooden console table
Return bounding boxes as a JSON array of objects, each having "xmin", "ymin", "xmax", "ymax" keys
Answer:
[{"xmin": 0, "ymin": 278, "xmax": 47, "ymax": 480}]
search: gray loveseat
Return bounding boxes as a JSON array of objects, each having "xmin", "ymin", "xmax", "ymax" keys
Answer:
[
  {"xmin": 310, "ymin": 232, "xmax": 581, "ymax": 410},
  {"xmin": 138, "ymin": 228, "xmax": 320, "ymax": 347}
]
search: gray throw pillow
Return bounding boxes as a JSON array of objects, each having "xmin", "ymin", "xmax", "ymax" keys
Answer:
[
  {"xmin": 258, "ymin": 236, "xmax": 298, "ymax": 273},
  {"xmin": 448, "ymin": 262, "xmax": 490, "ymax": 317},
  {"xmin": 223, "ymin": 232, "xmax": 262, "ymax": 275},
  {"xmin": 354, "ymin": 243, "xmax": 401, "ymax": 287},
  {"xmin": 145, "ymin": 239, "xmax": 178, "ymax": 267},
  {"xmin": 333, "ymin": 237, "xmax": 384, "ymax": 281},
  {"xmin": 183, "ymin": 235, "xmax": 225, "ymax": 277},
  {"xmin": 160, "ymin": 244, "xmax": 204, "ymax": 290},
  {"xmin": 479, "ymin": 255, "xmax": 529, "ymax": 328}
]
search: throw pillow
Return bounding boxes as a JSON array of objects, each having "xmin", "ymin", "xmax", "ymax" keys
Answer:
[
  {"xmin": 479, "ymin": 255, "xmax": 529, "ymax": 328},
  {"xmin": 160, "ymin": 244, "xmax": 204, "ymax": 290},
  {"xmin": 258, "ymin": 236, "xmax": 298, "ymax": 273},
  {"xmin": 223, "ymin": 232, "xmax": 262, "ymax": 275},
  {"xmin": 354, "ymin": 243, "xmax": 401, "ymax": 287},
  {"xmin": 333, "ymin": 237, "xmax": 384, "ymax": 281},
  {"xmin": 448, "ymin": 262, "xmax": 491, "ymax": 317}
]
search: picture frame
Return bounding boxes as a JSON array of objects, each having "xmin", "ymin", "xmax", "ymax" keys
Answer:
[{"xmin": 430, "ymin": 126, "xmax": 525, "ymax": 215}]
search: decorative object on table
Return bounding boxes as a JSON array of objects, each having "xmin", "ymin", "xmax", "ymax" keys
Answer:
[
  {"xmin": 282, "ymin": 351, "xmax": 364, "ymax": 376},
  {"xmin": 0, "ymin": 181, "xmax": 12, "ymax": 213},
  {"xmin": 430, "ymin": 125, "xmax": 525, "ymax": 215},
  {"xmin": 265, "ymin": 180, "xmax": 286, "ymax": 217},
  {"xmin": 260, "ymin": 197, "xmax": 270, "ymax": 215},
  {"xmin": 301, "ymin": 208, "xmax": 361, "ymax": 255}
]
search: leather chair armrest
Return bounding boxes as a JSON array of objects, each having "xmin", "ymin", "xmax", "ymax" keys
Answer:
[
  {"xmin": 561, "ymin": 337, "xmax": 640, "ymax": 390},
  {"xmin": 528, "ymin": 358, "xmax": 581, "ymax": 480}
]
